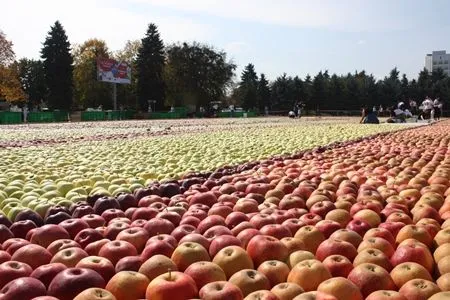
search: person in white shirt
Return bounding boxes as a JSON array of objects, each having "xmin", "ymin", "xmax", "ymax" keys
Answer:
[{"xmin": 420, "ymin": 97, "xmax": 434, "ymax": 120}]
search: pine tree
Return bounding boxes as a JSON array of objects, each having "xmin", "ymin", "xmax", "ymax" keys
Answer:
[
  {"xmin": 239, "ymin": 63, "xmax": 258, "ymax": 110},
  {"xmin": 136, "ymin": 23, "xmax": 165, "ymax": 111},
  {"xmin": 257, "ymin": 73, "xmax": 271, "ymax": 110},
  {"xmin": 41, "ymin": 21, "xmax": 73, "ymax": 110}
]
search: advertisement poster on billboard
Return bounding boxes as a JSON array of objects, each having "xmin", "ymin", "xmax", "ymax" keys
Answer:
[{"xmin": 97, "ymin": 58, "xmax": 131, "ymax": 84}]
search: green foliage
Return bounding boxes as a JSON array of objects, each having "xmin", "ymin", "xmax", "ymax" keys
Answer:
[
  {"xmin": 41, "ymin": 21, "xmax": 73, "ymax": 110},
  {"xmin": 165, "ymin": 42, "xmax": 236, "ymax": 109},
  {"xmin": 18, "ymin": 59, "xmax": 46, "ymax": 108},
  {"xmin": 238, "ymin": 64, "xmax": 258, "ymax": 110},
  {"xmin": 73, "ymin": 39, "xmax": 111, "ymax": 109},
  {"xmin": 136, "ymin": 23, "xmax": 165, "ymax": 111}
]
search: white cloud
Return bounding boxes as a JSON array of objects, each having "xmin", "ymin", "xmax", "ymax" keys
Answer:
[
  {"xmin": 357, "ymin": 40, "xmax": 366, "ymax": 45},
  {"xmin": 225, "ymin": 42, "xmax": 250, "ymax": 54},
  {"xmin": 2, "ymin": 0, "xmax": 215, "ymax": 60}
]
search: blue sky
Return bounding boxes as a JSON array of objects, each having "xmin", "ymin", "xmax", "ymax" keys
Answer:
[{"xmin": 3, "ymin": 0, "xmax": 450, "ymax": 81}]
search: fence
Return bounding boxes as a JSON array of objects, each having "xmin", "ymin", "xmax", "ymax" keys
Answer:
[{"xmin": 0, "ymin": 112, "xmax": 22, "ymax": 124}]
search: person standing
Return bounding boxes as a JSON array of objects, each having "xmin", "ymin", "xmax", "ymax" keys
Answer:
[
  {"xmin": 433, "ymin": 98, "xmax": 442, "ymax": 120},
  {"xmin": 409, "ymin": 99, "xmax": 417, "ymax": 116}
]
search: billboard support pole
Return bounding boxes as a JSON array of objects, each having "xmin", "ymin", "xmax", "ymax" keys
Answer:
[{"xmin": 112, "ymin": 83, "xmax": 117, "ymax": 110}]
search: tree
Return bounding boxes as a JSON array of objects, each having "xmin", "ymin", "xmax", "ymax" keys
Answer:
[
  {"xmin": 41, "ymin": 21, "xmax": 73, "ymax": 110},
  {"xmin": 417, "ymin": 68, "xmax": 432, "ymax": 99},
  {"xmin": 136, "ymin": 23, "xmax": 165, "ymax": 111},
  {"xmin": 257, "ymin": 73, "xmax": 271, "ymax": 110},
  {"xmin": 18, "ymin": 59, "xmax": 46, "ymax": 108},
  {"xmin": 0, "ymin": 30, "xmax": 14, "ymax": 66},
  {"xmin": 114, "ymin": 40, "xmax": 141, "ymax": 109},
  {"xmin": 270, "ymin": 73, "xmax": 294, "ymax": 110},
  {"xmin": 165, "ymin": 42, "xmax": 235, "ymax": 109},
  {"xmin": 400, "ymin": 74, "xmax": 409, "ymax": 101},
  {"xmin": 0, "ymin": 30, "xmax": 26, "ymax": 103},
  {"xmin": 238, "ymin": 63, "xmax": 258, "ymax": 111},
  {"xmin": 311, "ymin": 71, "xmax": 328, "ymax": 110},
  {"xmin": 73, "ymin": 39, "xmax": 111, "ymax": 109}
]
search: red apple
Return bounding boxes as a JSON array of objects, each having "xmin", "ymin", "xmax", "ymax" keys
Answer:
[
  {"xmin": 315, "ymin": 238, "xmax": 357, "ymax": 262},
  {"xmin": 348, "ymin": 263, "xmax": 396, "ymax": 297},
  {"xmin": 74, "ymin": 228, "xmax": 104, "ymax": 249},
  {"xmin": 76, "ymin": 256, "xmax": 115, "ymax": 282},
  {"xmin": 48, "ymin": 267, "xmax": 106, "ymax": 300},
  {"xmin": 11, "ymin": 244, "xmax": 52, "ymax": 269},
  {"xmin": 246, "ymin": 235, "xmax": 288, "ymax": 267},
  {"xmin": 47, "ymin": 239, "xmax": 81, "ymax": 255},
  {"xmin": 322, "ymin": 254, "xmax": 354, "ymax": 277},
  {"xmin": 30, "ymin": 224, "xmax": 70, "ymax": 248},
  {"xmin": 98, "ymin": 240, "xmax": 138, "ymax": 266},
  {"xmin": 0, "ymin": 277, "xmax": 46, "ymax": 299},
  {"xmin": 0, "ymin": 261, "xmax": 33, "ymax": 288},
  {"xmin": 84, "ymin": 239, "xmax": 110, "ymax": 256},
  {"xmin": 199, "ymin": 281, "xmax": 243, "ymax": 300},
  {"xmin": 116, "ymin": 227, "xmax": 149, "ymax": 253},
  {"xmin": 30, "ymin": 262, "xmax": 67, "ymax": 288}
]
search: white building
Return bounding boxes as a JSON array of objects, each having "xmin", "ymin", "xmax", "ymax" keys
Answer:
[{"xmin": 425, "ymin": 50, "xmax": 450, "ymax": 75}]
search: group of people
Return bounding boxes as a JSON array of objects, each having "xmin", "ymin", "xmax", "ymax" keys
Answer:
[
  {"xmin": 360, "ymin": 97, "xmax": 444, "ymax": 124},
  {"xmin": 288, "ymin": 102, "xmax": 305, "ymax": 119}
]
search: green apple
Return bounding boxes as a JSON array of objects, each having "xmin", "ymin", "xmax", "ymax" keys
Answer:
[
  {"xmin": 35, "ymin": 202, "xmax": 53, "ymax": 218},
  {"xmin": 3, "ymin": 186, "xmax": 21, "ymax": 196},
  {"xmin": 41, "ymin": 190, "xmax": 61, "ymax": 200},
  {"xmin": 7, "ymin": 206, "xmax": 25, "ymax": 221},
  {"xmin": 57, "ymin": 181, "xmax": 75, "ymax": 196}
]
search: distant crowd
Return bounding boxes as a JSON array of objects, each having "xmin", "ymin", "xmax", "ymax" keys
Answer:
[{"xmin": 360, "ymin": 97, "xmax": 443, "ymax": 124}]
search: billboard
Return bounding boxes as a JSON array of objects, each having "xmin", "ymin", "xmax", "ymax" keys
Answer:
[{"xmin": 97, "ymin": 58, "xmax": 131, "ymax": 84}]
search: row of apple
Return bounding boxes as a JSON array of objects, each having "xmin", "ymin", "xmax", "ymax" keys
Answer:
[
  {"xmin": 0, "ymin": 117, "xmax": 349, "ymax": 148},
  {"xmin": 0, "ymin": 121, "xmax": 448, "ymax": 299},
  {"xmin": 0, "ymin": 122, "xmax": 405, "ymax": 222}
]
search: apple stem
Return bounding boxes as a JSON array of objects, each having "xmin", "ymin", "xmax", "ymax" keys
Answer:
[{"xmin": 168, "ymin": 268, "xmax": 172, "ymax": 280}]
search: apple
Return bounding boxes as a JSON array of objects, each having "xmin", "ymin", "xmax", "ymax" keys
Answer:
[
  {"xmin": 81, "ymin": 214, "xmax": 106, "ymax": 228},
  {"xmin": 212, "ymin": 245, "xmax": 254, "ymax": 279},
  {"xmin": 279, "ymin": 195, "xmax": 306, "ymax": 210},
  {"xmin": 14, "ymin": 209, "xmax": 44, "ymax": 227},
  {"xmin": 395, "ymin": 224, "xmax": 433, "ymax": 248},
  {"xmin": 437, "ymin": 273, "xmax": 450, "ymax": 291},
  {"xmin": 0, "ymin": 277, "xmax": 47, "ymax": 299},
  {"xmin": 115, "ymin": 255, "xmax": 142, "ymax": 272},
  {"xmin": 116, "ymin": 227, "xmax": 149, "ymax": 253},
  {"xmin": 98, "ymin": 240, "xmax": 138, "ymax": 266},
  {"xmin": 434, "ymin": 243, "xmax": 450, "ymax": 263},
  {"xmin": 398, "ymin": 279, "xmax": 440, "ymax": 300},
  {"xmin": 11, "ymin": 244, "xmax": 52, "ymax": 270},
  {"xmin": 141, "ymin": 239, "xmax": 175, "ymax": 260},
  {"xmin": 287, "ymin": 259, "xmax": 331, "ymax": 292},
  {"xmin": 84, "ymin": 239, "xmax": 110, "ymax": 256},
  {"xmin": 317, "ymin": 277, "xmax": 363, "ymax": 300},
  {"xmin": 299, "ymin": 213, "xmax": 322, "ymax": 226},
  {"xmin": 199, "ymin": 281, "xmax": 244, "ymax": 300},
  {"xmin": 203, "ymin": 225, "xmax": 233, "ymax": 241},
  {"xmin": 105, "ymin": 271, "xmax": 149, "ymax": 300},
  {"xmin": 325, "ymin": 209, "xmax": 351, "ymax": 227},
  {"xmin": 0, "ymin": 261, "xmax": 33, "ymax": 288},
  {"xmin": 179, "ymin": 216, "xmax": 201, "ymax": 227},
  {"xmin": 229, "ymin": 269, "xmax": 271, "ymax": 297},
  {"xmin": 0, "ymin": 251, "xmax": 11, "ymax": 264},
  {"xmin": 354, "ymin": 248, "xmax": 392, "ymax": 271},
  {"xmin": 47, "ymin": 239, "xmax": 81, "ymax": 255},
  {"xmin": 116, "ymin": 193, "xmax": 138, "ymax": 211},
  {"xmin": 378, "ymin": 222, "xmax": 404, "ymax": 239},
  {"xmin": 179, "ymin": 233, "xmax": 210, "ymax": 251},
  {"xmin": 231, "ymin": 222, "xmax": 255, "ymax": 236},
  {"xmin": 358, "ymin": 237, "xmax": 395, "ymax": 258},
  {"xmin": 347, "ymin": 263, "xmax": 396, "ymax": 297},
  {"xmin": 364, "ymin": 228, "xmax": 395, "ymax": 246},
  {"xmin": 48, "ymin": 267, "xmax": 106, "ymax": 300},
  {"xmin": 73, "ymin": 287, "xmax": 116, "ymax": 300},
  {"xmin": 434, "ymin": 228, "xmax": 450, "ymax": 247},
  {"xmin": 58, "ymin": 219, "xmax": 90, "ymax": 239},
  {"xmin": 131, "ymin": 207, "xmax": 159, "ymax": 221},
  {"xmin": 365, "ymin": 290, "xmax": 407, "ymax": 300},
  {"xmin": 346, "ymin": 219, "xmax": 372, "ymax": 237},
  {"xmin": 315, "ymin": 220, "xmax": 342, "ymax": 238},
  {"xmin": 50, "ymin": 247, "xmax": 89, "ymax": 268},
  {"xmin": 437, "ymin": 255, "xmax": 450, "ymax": 276},
  {"xmin": 171, "ymin": 224, "xmax": 198, "ymax": 241},
  {"xmin": 281, "ymin": 219, "xmax": 305, "ymax": 237},
  {"xmin": 329, "ymin": 229, "xmax": 362, "ymax": 249},
  {"xmin": 246, "ymin": 235, "xmax": 288, "ymax": 267},
  {"xmin": 145, "ymin": 270, "xmax": 198, "ymax": 300},
  {"xmin": 9, "ymin": 220, "xmax": 37, "ymax": 239},
  {"xmin": 197, "ymin": 215, "xmax": 226, "ymax": 234},
  {"xmin": 271, "ymin": 282, "xmax": 304, "ymax": 300},
  {"xmin": 209, "ymin": 235, "xmax": 241, "ymax": 257},
  {"xmin": 257, "ymin": 260, "xmax": 290, "ymax": 288},
  {"xmin": 92, "ymin": 197, "xmax": 120, "ymax": 215},
  {"xmin": 76, "ymin": 256, "xmax": 115, "ymax": 282},
  {"xmin": 244, "ymin": 290, "xmax": 279, "ymax": 300},
  {"xmin": 30, "ymin": 262, "xmax": 67, "ymax": 288},
  {"xmin": 322, "ymin": 254, "xmax": 353, "ymax": 278},
  {"xmin": 294, "ymin": 225, "xmax": 325, "ymax": 253},
  {"xmin": 170, "ymin": 241, "xmax": 210, "ymax": 271},
  {"xmin": 138, "ymin": 254, "xmax": 177, "ymax": 282},
  {"xmin": 184, "ymin": 261, "xmax": 227, "ymax": 289},
  {"xmin": 310, "ymin": 201, "xmax": 336, "ymax": 218},
  {"xmin": 390, "ymin": 244, "xmax": 434, "ymax": 273},
  {"xmin": 143, "ymin": 218, "xmax": 175, "ymax": 237},
  {"xmin": 74, "ymin": 228, "xmax": 105, "ymax": 249},
  {"xmin": 29, "ymin": 224, "xmax": 70, "ymax": 248},
  {"xmin": 72, "ymin": 205, "xmax": 95, "ymax": 218},
  {"xmin": 104, "ymin": 222, "xmax": 130, "ymax": 240},
  {"xmin": 4, "ymin": 239, "xmax": 30, "ymax": 255}
]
